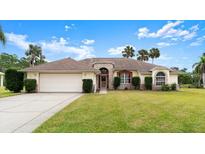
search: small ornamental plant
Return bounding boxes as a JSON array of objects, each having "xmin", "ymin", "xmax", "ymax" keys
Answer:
[
  {"xmin": 82, "ymin": 79, "xmax": 93, "ymax": 93},
  {"xmin": 24, "ymin": 79, "xmax": 37, "ymax": 93},
  {"xmin": 145, "ymin": 77, "xmax": 152, "ymax": 90},
  {"xmin": 132, "ymin": 77, "xmax": 140, "ymax": 89},
  {"xmin": 113, "ymin": 77, "xmax": 121, "ymax": 90}
]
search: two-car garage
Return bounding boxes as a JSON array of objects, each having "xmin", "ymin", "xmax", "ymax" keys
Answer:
[{"xmin": 39, "ymin": 74, "xmax": 82, "ymax": 92}]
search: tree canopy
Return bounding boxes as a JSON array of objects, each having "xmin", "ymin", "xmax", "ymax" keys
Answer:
[
  {"xmin": 25, "ymin": 44, "xmax": 46, "ymax": 66},
  {"xmin": 0, "ymin": 53, "xmax": 30, "ymax": 72},
  {"xmin": 149, "ymin": 48, "xmax": 160, "ymax": 64},
  {"xmin": 137, "ymin": 49, "xmax": 149, "ymax": 61},
  {"xmin": 122, "ymin": 46, "xmax": 135, "ymax": 58},
  {"xmin": 0, "ymin": 26, "xmax": 6, "ymax": 46}
]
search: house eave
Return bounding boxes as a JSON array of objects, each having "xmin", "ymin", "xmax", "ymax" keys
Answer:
[{"xmin": 21, "ymin": 69, "xmax": 96, "ymax": 73}]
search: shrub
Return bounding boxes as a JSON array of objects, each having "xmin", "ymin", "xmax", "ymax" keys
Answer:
[
  {"xmin": 82, "ymin": 79, "xmax": 93, "ymax": 93},
  {"xmin": 5, "ymin": 69, "xmax": 24, "ymax": 93},
  {"xmin": 178, "ymin": 73, "xmax": 192, "ymax": 84},
  {"xmin": 171, "ymin": 83, "xmax": 177, "ymax": 91},
  {"xmin": 24, "ymin": 79, "xmax": 37, "ymax": 93},
  {"xmin": 161, "ymin": 84, "xmax": 170, "ymax": 91},
  {"xmin": 113, "ymin": 77, "xmax": 121, "ymax": 90},
  {"xmin": 132, "ymin": 76, "xmax": 140, "ymax": 89},
  {"xmin": 144, "ymin": 77, "xmax": 152, "ymax": 90}
]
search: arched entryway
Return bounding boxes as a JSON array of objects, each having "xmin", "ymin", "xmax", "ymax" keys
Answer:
[{"xmin": 98, "ymin": 67, "xmax": 109, "ymax": 89}]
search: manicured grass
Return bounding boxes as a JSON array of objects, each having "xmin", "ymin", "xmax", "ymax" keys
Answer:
[
  {"xmin": 34, "ymin": 88, "xmax": 205, "ymax": 133},
  {"xmin": 0, "ymin": 87, "xmax": 19, "ymax": 98}
]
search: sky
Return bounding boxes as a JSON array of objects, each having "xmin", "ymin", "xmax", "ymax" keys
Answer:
[{"xmin": 0, "ymin": 20, "xmax": 205, "ymax": 71}]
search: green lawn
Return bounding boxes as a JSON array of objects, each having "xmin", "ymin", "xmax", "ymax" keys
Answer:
[
  {"xmin": 0, "ymin": 87, "xmax": 19, "ymax": 98},
  {"xmin": 34, "ymin": 88, "xmax": 205, "ymax": 133}
]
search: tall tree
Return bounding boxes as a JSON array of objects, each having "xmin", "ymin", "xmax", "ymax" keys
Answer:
[
  {"xmin": 192, "ymin": 53, "xmax": 205, "ymax": 88},
  {"xmin": 137, "ymin": 49, "xmax": 149, "ymax": 61},
  {"xmin": 0, "ymin": 26, "xmax": 6, "ymax": 46},
  {"xmin": 180, "ymin": 68, "xmax": 188, "ymax": 72},
  {"xmin": 0, "ymin": 53, "xmax": 19, "ymax": 71},
  {"xmin": 149, "ymin": 48, "xmax": 160, "ymax": 64},
  {"xmin": 0, "ymin": 53, "xmax": 30, "ymax": 71},
  {"xmin": 25, "ymin": 44, "xmax": 46, "ymax": 67},
  {"xmin": 122, "ymin": 46, "xmax": 135, "ymax": 58}
]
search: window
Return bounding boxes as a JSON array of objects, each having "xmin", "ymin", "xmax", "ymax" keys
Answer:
[
  {"xmin": 156, "ymin": 72, "xmax": 165, "ymax": 86},
  {"xmin": 120, "ymin": 72, "xmax": 131, "ymax": 84}
]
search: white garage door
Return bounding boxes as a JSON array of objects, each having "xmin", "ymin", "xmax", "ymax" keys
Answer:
[{"xmin": 39, "ymin": 74, "xmax": 82, "ymax": 92}]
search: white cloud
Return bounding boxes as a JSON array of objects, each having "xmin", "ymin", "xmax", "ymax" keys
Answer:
[
  {"xmin": 40, "ymin": 37, "xmax": 95, "ymax": 59},
  {"xmin": 81, "ymin": 39, "xmax": 95, "ymax": 45},
  {"xmin": 158, "ymin": 54, "xmax": 173, "ymax": 60},
  {"xmin": 107, "ymin": 45, "xmax": 135, "ymax": 55},
  {"xmin": 65, "ymin": 25, "xmax": 72, "ymax": 31},
  {"xmin": 190, "ymin": 35, "xmax": 205, "ymax": 46},
  {"xmin": 171, "ymin": 38, "xmax": 179, "ymax": 41},
  {"xmin": 64, "ymin": 24, "xmax": 75, "ymax": 31},
  {"xmin": 5, "ymin": 32, "xmax": 31, "ymax": 49},
  {"xmin": 156, "ymin": 42, "xmax": 175, "ymax": 48},
  {"xmin": 190, "ymin": 24, "xmax": 199, "ymax": 31},
  {"xmin": 137, "ymin": 21, "xmax": 183, "ymax": 39},
  {"xmin": 5, "ymin": 32, "xmax": 95, "ymax": 60},
  {"xmin": 137, "ymin": 21, "xmax": 198, "ymax": 41}
]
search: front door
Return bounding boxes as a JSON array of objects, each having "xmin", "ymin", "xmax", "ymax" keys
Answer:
[{"xmin": 101, "ymin": 75, "xmax": 107, "ymax": 88}]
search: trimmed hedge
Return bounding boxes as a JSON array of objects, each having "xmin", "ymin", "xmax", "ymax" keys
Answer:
[
  {"xmin": 144, "ymin": 77, "xmax": 152, "ymax": 90},
  {"xmin": 161, "ymin": 84, "xmax": 170, "ymax": 91},
  {"xmin": 171, "ymin": 83, "xmax": 177, "ymax": 91},
  {"xmin": 82, "ymin": 79, "xmax": 93, "ymax": 93},
  {"xmin": 24, "ymin": 79, "xmax": 37, "ymax": 93},
  {"xmin": 113, "ymin": 77, "xmax": 121, "ymax": 90},
  {"xmin": 132, "ymin": 76, "xmax": 140, "ymax": 89},
  {"xmin": 161, "ymin": 84, "xmax": 177, "ymax": 91},
  {"xmin": 5, "ymin": 69, "xmax": 24, "ymax": 93}
]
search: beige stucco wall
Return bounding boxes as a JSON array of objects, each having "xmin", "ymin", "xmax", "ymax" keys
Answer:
[
  {"xmin": 113, "ymin": 71, "xmax": 118, "ymax": 77},
  {"xmin": 27, "ymin": 72, "xmax": 39, "ymax": 84},
  {"xmin": 0, "ymin": 74, "xmax": 4, "ymax": 87},
  {"xmin": 132, "ymin": 71, "xmax": 139, "ymax": 77},
  {"xmin": 169, "ymin": 74, "xmax": 178, "ymax": 84}
]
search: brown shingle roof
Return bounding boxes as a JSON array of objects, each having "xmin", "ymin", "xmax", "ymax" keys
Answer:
[
  {"xmin": 22, "ymin": 57, "xmax": 176, "ymax": 73},
  {"xmin": 22, "ymin": 58, "xmax": 95, "ymax": 72},
  {"xmin": 79, "ymin": 58, "xmax": 170, "ymax": 72}
]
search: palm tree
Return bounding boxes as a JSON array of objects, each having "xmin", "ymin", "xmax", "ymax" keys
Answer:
[
  {"xmin": 122, "ymin": 46, "xmax": 135, "ymax": 58},
  {"xmin": 0, "ymin": 26, "xmax": 6, "ymax": 46},
  {"xmin": 192, "ymin": 53, "xmax": 205, "ymax": 88},
  {"xmin": 149, "ymin": 48, "xmax": 160, "ymax": 64},
  {"xmin": 137, "ymin": 49, "xmax": 149, "ymax": 61},
  {"xmin": 25, "ymin": 44, "xmax": 46, "ymax": 67}
]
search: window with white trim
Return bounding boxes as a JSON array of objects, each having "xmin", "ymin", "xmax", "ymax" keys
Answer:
[
  {"xmin": 120, "ymin": 72, "xmax": 131, "ymax": 84},
  {"xmin": 156, "ymin": 72, "xmax": 165, "ymax": 86}
]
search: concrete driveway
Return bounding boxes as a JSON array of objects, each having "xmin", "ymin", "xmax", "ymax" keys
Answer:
[{"xmin": 0, "ymin": 93, "xmax": 82, "ymax": 133}]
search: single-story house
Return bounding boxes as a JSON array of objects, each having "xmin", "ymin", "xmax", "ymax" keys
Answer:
[
  {"xmin": 0, "ymin": 72, "xmax": 4, "ymax": 87},
  {"xmin": 22, "ymin": 57, "xmax": 178, "ymax": 92}
]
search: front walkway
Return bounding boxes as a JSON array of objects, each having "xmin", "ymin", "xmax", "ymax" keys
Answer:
[
  {"xmin": 0, "ymin": 93, "xmax": 82, "ymax": 133},
  {"xmin": 99, "ymin": 88, "xmax": 107, "ymax": 94}
]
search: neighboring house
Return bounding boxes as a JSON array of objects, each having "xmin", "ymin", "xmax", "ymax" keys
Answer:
[
  {"xmin": 22, "ymin": 58, "xmax": 178, "ymax": 92},
  {"xmin": 0, "ymin": 72, "xmax": 4, "ymax": 87}
]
